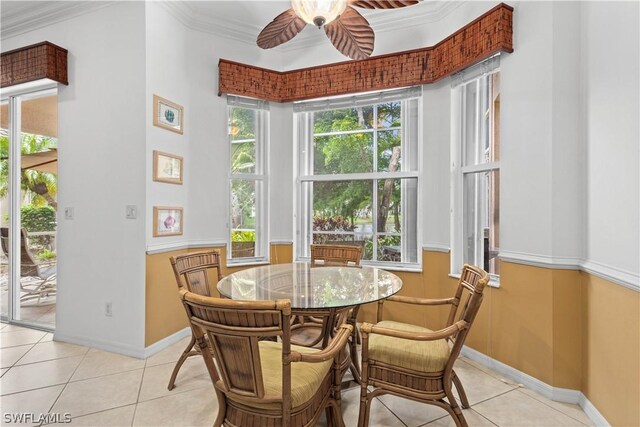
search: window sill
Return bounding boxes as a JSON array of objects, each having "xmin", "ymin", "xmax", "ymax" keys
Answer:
[
  {"xmin": 226, "ymin": 259, "xmax": 270, "ymax": 268},
  {"xmin": 448, "ymin": 273, "xmax": 500, "ymax": 288}
]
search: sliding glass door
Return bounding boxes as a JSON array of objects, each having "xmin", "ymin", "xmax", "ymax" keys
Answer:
[{"xmin": 1, "ymin": 88, "xmax": 58, "ymax": 330}]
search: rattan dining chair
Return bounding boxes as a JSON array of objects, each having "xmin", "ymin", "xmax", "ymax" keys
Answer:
[
  {"xmin": 167, "ymin": 250, "xmax": 223, "ymax": 391},
  {"xmin": 291, "ymin": 244, "xmax": 363, "ymax": 347},
  {"xmin": 179, "ymin": 289, "xmax": 352, "ymax": 427},
  {"xmin": 357, "ymin": 264, "xmax": 489, "ymax": 427}
]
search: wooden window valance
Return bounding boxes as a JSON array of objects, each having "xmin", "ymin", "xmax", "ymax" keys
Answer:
[
  {"xmin": 1, "ymin": 42, "xmax": 69, "ymax": 88},
  {"xmin": 219, "ymin": 3, "xmax": 513, "ymax": 103}
]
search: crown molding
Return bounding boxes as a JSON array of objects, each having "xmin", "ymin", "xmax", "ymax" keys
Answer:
[{"xmin": 1, "ymin": 1, "xmax": 116, "ymax": 40}]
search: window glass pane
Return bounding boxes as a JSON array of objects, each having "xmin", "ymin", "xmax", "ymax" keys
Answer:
[
  {"xmin": 231, "ymin": 179, "xmax": 256, "ymax": 259},
  {"xmin": 314, "ymin": 133, "xmax": 373, "ymax": 174},
  {"xmin": 377, "ymin": 235, "xmax": 401, "ymax": 262},
  {"xmin": 462, "ymin": 170, "xmax": 500, "ymax": 275},
  {"xmin": 230, "ymin": 107, "xmax": 256, "ymax": 174},
  {"xmin": 377, "ymin": 129, "xmax": 401, "ymax": 172},
  {"xmin": 313, "ymin": 107, "xmax": 373, "ymax": 133},
  {"xmin": 313, "ymin": 180, "xmax": 372, "ymax": 231},
  {"xmin": 462, "ymin": 75, "xmax": 499, "ymax": 166},
  {"xmin": 376, "ymin": 102, "xmax": 401, "ymax": 129}
]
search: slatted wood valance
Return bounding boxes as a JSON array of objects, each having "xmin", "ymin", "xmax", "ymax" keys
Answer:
[
  {"xmin": 219, "ymin": 3, "xmax": 513, "ymax": 102},
  {"xmin": 1, "ymin": 41, "xmax": 69, "ymax": 88}
]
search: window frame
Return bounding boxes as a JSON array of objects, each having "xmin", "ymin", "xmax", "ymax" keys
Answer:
[
  {"xmin": 226, "ymin": 96, "xmax": 270, "ymax": 265},
  {"xmin": 294, "ymin": 88, "xmax": 423, "ymax": 270},
  {"xmin": 451, "ymin": 63, "xmax": 501, "ymax": 285}
]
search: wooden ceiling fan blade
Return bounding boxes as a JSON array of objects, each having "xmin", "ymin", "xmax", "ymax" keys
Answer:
[
  {"xmin": 324, "ymin": 7, "xmax": 374, "ymax": 60},
  {"xmin": 257, "ymin": 8, "xmax": 306, "ymax": 49},
  {"xmin": 349, "ymin": 0, "xmax": 420, "ymax": 9}
]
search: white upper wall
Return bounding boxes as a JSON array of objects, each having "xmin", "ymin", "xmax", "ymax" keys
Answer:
[
  {"xmin": 1, "ymin": 2, "xmax": 148, "ymax": 354},
  {"xmin": 582, "ymin": 1, "xmax": 639, "ymax": 282}
]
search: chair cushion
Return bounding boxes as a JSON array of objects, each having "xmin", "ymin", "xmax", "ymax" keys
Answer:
[
  {"xmin": 368, "ymin": 320, "xmax": 451, "ymax": 373},
  {"xmin": 227, "ymin": 340, "xmax": 333, "ymax": 410}
]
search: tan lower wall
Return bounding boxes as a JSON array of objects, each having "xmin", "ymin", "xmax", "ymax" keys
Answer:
[
  {"xmin": 582, "ymin": 274, "xmax": 640, "ymax": 427},
  {"xmin": 144, "ymin": 243, "xmax": 293, "ymax": 347},
  {"xmin": 144, "ymin": 247, "xmax": 640, "ymax": 425}
]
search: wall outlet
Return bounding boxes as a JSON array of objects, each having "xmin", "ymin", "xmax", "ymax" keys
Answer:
[
  {"xmin": 105, "ymin": 302, "xmax": 112, "ymax": 317},
  {"xmin": 64, "ymin": 207, "xmax": 74, "ymax": 220}
]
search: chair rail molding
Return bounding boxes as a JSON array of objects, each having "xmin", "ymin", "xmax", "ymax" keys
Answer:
[{"xmin": 499, "ymin": 250, "xmax": 639, "ymax": 292}]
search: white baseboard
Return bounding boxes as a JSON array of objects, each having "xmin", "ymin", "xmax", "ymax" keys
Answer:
[
  {"xmin": 54, "ymin": 327, "xmax": 192, "ymax": 360},
  {"xmin": 461, "ymin": 346, "xmax": 610, "ymax": 427},
  {"xmin": 143, "ymin": 327, "xmax": 191, "ymax": 359},
  {"xmin": 53, "ymin": 332, "xmax": 147, "ymax": 359}
]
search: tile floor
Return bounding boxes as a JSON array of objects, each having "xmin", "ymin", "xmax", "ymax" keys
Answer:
[{"xmin": 0, "ymin": 323, "xmax": 595, "ymax": 427}]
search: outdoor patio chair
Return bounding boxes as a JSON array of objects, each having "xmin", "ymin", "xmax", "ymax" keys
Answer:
[
  {"xmin": 358, "ymin": 264, "xmax": 489, "ymax": 427},
  {"xmin": 180, "ymin": 288, "xmax": 352, "ymax": 427},
  {"xmin": 0, "ymin": 227, "xmax": 56, "ymax": 304},
  {"xmin": 167, "ymin": 250, "xmax": 223, "ymax": 390}
]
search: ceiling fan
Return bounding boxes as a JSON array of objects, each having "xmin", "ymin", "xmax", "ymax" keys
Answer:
[{"xmin": 257, "ymin": 0, "xmax": 421, "ymax": 60}]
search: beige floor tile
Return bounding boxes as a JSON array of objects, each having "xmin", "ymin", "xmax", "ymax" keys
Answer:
[
  {"xmin": 421, "ymin": 409, "xmax": 495, "ymax": 426},
  {"xmin": 40, "ymin": 333, "xmax": 54, "ymax": 342},
  {"xmin": 518, "ymin": 389, "xmax": 594, "ymax": 426},
  {"xmin": 316, "ymin": 388, "xmax": 405, "ymax": 427},
  {"xmin": 133, "ymin": 386, "xmax": 218, "ymax": 427},
  {"xmin": 0, "ymin": 356, "xmax": 83, "ymax": 395},
  {"xmin": 1, "ymin": 344, "xmax": 33, "ymax": 368},
  {"xmin": 52, "ymin": 369, "xmax": 143, "ymax": 419},
  {"xmin": 0, "ymin": 385, "xmax": 65, "ymax": 426},
  {"xmin": 0, "ymin": 322, "xmax": 7, "ymax": 330},
  {"xmin": 16, "ymin": 341, "xmax": 89, "ymax": 366},
  {"xmin": 1, "ymin": 324, "xmax": 31, "ymax": 333},
  {"xmin": 47, "ymin": 405, "xmax": 136, "ymax": 426},
  {"xmin": 144, "ymin": 337, "xmax": 192, "ymax": 368},
  {"xmin": 0, "ymin": 329, "xmax": 47, "ymax": 348},
  {"xmin": 377, "ymin": 393, "xmax": 449, "ymax": 426},
  {"xmin": 451, "ymin": 359, "xmax": 517, "ymax": 405},
  {"xmin": 1, "ymin": 368, "xmax": 8, "ymax": 376},
  {"xmin": 70, "ymin": 349, "xmax": 145, "ymax": 382},
  {"xmin": 473, "ymin": 390, "xmax": 586, "ymax": 426},
  {"xmin": 138, "ymin": 358, "xmax": 211, "ymax": 402}
]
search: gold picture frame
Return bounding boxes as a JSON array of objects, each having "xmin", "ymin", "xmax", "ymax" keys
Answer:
[
  {"xmin": 153, "ymin": 206, "xmax": 184, "ymax": 237},
  {"xmin": 153, "ymin": 150, "xmax": 183, "ymax": 185},
  {"xmin": 153, "ymin": 95, "xmax": 184, "ymax": 134}
]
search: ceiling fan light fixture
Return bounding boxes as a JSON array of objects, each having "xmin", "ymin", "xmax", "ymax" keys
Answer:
[{"xmin": 291, "ymin": 0, "xmax": 348, "ymax": 28}]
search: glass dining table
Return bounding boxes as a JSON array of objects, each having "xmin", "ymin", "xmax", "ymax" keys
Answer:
[{"xmin": 217, "ymin": 262, "xmax": 403, "ymax": 382}]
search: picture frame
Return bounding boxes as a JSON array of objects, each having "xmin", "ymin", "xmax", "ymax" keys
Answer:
[
  {"xmin": 153, "ymin": 206, "xmax": 183, "ymax": 237},
  {"xmin": 153, "ymin": 95, "xmax": 184, "ymax": 134},
  {"xmin": 153, "ymin": 150, "xmax": 183, "ymax": 185}
]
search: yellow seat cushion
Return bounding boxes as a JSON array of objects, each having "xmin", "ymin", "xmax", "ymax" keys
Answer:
[
  {"xmin": 227, "ymin": 340, "xmax": 333, "ymax": 410},
  {"xmin": 368, "ymin": 321, "xmax": 451, "ymax": 373}
]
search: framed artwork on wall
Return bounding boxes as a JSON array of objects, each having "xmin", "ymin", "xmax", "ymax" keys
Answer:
[
  {"xmin": 153, "ymin": 150, "xmax": 183, "ymax": 185},
  {"xmin": 153, "ymin": 206, "xmax": 183, "ymax": 237},
  {"xmin": 153, "ymin": 95, "xmax": 184, "ymax": 134}
]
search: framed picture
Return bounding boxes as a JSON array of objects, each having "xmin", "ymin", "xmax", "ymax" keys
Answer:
[
  {"xmin": 153, "ymin": 151, "xmax": 183, "ymax": 185},
  {"xmin": 153, "ymin": 95, "xmax": 184, "ymax": 134},
  {"xmin": 153, "ymin": 206, "xmax": 183, "ymax": 237}
]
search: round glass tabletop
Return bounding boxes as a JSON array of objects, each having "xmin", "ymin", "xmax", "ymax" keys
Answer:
[{"xmin": 217, "ymin": 262, "xmax": 403, "ymax": 310}]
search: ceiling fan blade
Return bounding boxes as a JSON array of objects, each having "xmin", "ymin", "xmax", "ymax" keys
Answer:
[
  {"xmin": 257, "ymin": 8, "xmax": 306, "ymax": 49},
  {"xmin": 324, "ymin": 7, "xmax": 374, "ymax": 60},
  {"xmin": 349, "ymin": 0, "xmax": 420, "ymax": 9}
]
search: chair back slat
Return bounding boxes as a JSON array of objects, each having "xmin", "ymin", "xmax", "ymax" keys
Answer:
[
  {"xmin": 310, "ymin": 244, "xmax": 362, "ymax": 267},
  {"xmin": 181, "ymin": 291, "xmax": 291, "ymax": 404},
  {"xmin": 170, "ymin": 251, "xmax": 222, "ymax": 296}
]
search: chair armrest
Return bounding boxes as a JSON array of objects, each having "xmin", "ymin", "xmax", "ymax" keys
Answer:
[
  {"xmin": 360, "ymin": 320, "xmax": 468, "ymax": 342},
  {"xmin": 385, "ymin": 295, "xmax": 456, "ymax": 306},
  {"xmin": 290, "ymin": 324, "xmax": 353, "ymax": 363}
]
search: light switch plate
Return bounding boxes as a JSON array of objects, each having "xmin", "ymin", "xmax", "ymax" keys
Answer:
[
  {"xmin": 126, "ymin": 205, "xmax": 137, "ymax": 219},
  {"xmin": 64, "ymin": 207, "xmax": 74, "ymax": 220}
]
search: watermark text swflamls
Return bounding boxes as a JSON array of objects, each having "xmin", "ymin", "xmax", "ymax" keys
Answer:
[{"xmin": 3, "ymin": 412, "xmax": 72, "ymax": 424}]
